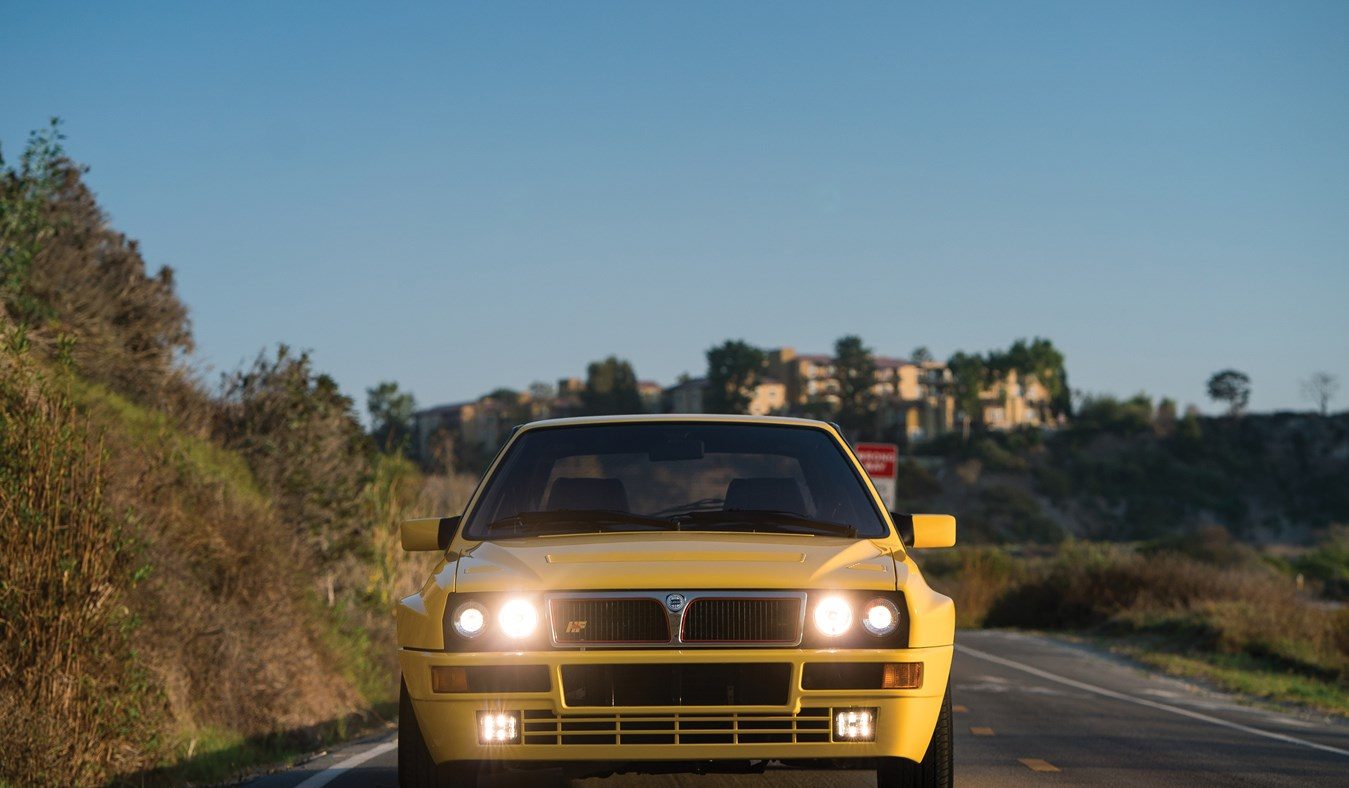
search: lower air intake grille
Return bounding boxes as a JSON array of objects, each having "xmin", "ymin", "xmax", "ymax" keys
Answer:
[
  {"xmin": 561, "ymin": 663, "xmax": 791, "ymax": 707},
  {"xmin": 521, "ymin": 708, "xmax": 832, "ymax": 745}
]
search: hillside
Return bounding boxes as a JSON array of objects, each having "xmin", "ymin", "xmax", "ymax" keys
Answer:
[
  {"xmin": 0, "ymin": 124, "xmax": 478, "ymax": 785},
  {"xmin": 903, "ymin": 411, "xmax": 1349, "ymax": 545}
]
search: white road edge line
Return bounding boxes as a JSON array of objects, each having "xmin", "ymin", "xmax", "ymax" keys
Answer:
[
  {"xmin": 956, "ymin": 644, "xmax": 1349, "ymax": 759},
  {"xmin": 293, "ymin": 738, "xmax": 398, "ymax": 788}
]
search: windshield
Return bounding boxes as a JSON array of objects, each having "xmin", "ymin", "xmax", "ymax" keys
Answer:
[{"xmin": 461, "ymin": 422, "xmax": 890, "ymax": 539}]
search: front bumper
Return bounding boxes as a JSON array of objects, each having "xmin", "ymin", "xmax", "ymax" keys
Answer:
[{"xmin": 399, "ymin": 645, "xmax": 952, "ymax": 764}]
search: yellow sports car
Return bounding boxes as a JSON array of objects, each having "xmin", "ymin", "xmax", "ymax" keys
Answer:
[{"xmin": 397, "ymin": 414, "xmax": 956, "ymax": 787}]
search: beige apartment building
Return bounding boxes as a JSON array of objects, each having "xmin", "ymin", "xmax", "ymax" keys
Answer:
[
  {"xmin": 666, "ymin": 377, "xmax": 787, "ymax": 416},
  {"xmin": 976, "ymin": 368, "xmax": 1056, "ymax": 430},
  {"xmin": 766, "ymin": 347, "xmax": 956, "ymax": 440},
  {"xmin": 413, "ymin": 348, "xmax": 1056, "ymax": 465}
]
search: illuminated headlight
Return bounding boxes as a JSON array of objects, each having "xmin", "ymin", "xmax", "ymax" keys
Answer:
[
  {"xmin": 498, "ymin": 599, "xmax": 539, "ymax": 639},
  {"xmin": 813, "ymin": 596, "xmax": 853, "ymax": 637},
  {"xmin": 476, "ymin": 711, "xmax": 520, "ymax": 743},
  {"xmin": 862, "ymin": 597, "xmax": 900, "ymax": 636},
  {"xmin": 834, "ymin": 708, "xmax": 876, "ymax": 741},
  {"xmin": 452, "ymin": 601, "xmax": 487, "ymax": 639}
]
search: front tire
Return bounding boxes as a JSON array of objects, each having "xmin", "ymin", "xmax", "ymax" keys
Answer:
[
  {"xmin": 877, "ymin": 688, "xmax": 953, "ymax": 788},
  {"xmin": 398, "ymin": 678, "xmax": 480, "ymax": 788}
]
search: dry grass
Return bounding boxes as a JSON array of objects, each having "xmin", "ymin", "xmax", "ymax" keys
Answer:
[
  {"xmin": 0, "ymin": 326, "xmax": 159, "ymax": 784},
  {"xmin": 923, "ymin": 540, "xmax": 1349, "ymax": 711}
]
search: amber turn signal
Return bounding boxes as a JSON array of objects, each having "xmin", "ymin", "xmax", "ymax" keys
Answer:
[
  {"xmin": 881, "ymin": 662, "xmax": 923, "ymax": 689},
  {"xmin": 430, "ymin": 665, "xmax": 469, "ymax": 693}
]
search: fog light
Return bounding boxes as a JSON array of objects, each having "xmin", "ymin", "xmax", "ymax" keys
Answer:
[
  {"xmin": 834, "ymin": 708, "xmax": 877, "ymax": 741},
  {"xmin": 430, "ymin": 666, "xmax": 468, "ymax": 693},
  {"xmin": 881, "ymin": 662, "xmax": 923, "ymax": 689},
  {"xmin": 476, "ymin": 710, "xmax": 521, "ymax": 743}
]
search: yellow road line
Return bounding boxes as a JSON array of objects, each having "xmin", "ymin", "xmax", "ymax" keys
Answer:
[
  {"xmin": 969, "ymin": 726, "xmax": 995, "ymax": 736},
  {"xmin": 1019, "ymin": 758, "xmax": 1060, "ymax": 772},
  {"xmin": 953, "ymin": 704, "xmax": 969, "ymax": 713}
]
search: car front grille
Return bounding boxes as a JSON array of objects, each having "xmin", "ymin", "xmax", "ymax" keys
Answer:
[
  {"xmin": 560, "ymin": 663, "xmax": 792, "ymax": 707},
  {"xmin": 546, "ymin": 591, "xmax": 805, "ymax": 647},
  {"xmin": 682, "ymin": 597, "xmax": 802, "ymax": 644},
  {"xmin": 549, "ymin": 598, "xmax": 669, "ymax": 644},
  {"xmin": 521, "ymin": 707, "xmax": 832, "ymax": 745}
]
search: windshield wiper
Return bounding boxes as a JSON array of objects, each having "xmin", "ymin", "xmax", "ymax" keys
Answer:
[
  {"xmin": 678, "ymin": 510, "xmax": 858, "ymax": 538},
  {"xmin": 484, "ymin": 509, "xmax": 682, "ymax": 536}
]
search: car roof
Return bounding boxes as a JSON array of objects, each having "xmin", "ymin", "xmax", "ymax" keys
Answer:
[{"xmin": 516, "ymin": 413, "xmax": 837, "ymax": 432}]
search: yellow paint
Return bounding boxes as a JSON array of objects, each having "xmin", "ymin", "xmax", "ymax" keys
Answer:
[
  {"xmin": 970, "ymin": 727, "xmax": 995, "ymax": 736},
  {"xmin": 396, "ymin": 414, "xmax": 958, "ymax": 764},
  {"xmin": 400, "ymin": 517, "xmax": 442, "ymax": 551},
  {"xmin": 1019, "ymin": 758, "xmax": 1060, "ymax": 772},
  {"xmin": 910, "ymin": 514, "xmax": 956, "ymax": 549},
  {"xmin": 953, "ymin": 704, "xmax": 969, "ymax": 713}
]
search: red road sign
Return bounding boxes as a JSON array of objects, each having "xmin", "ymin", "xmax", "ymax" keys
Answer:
[{"xmin": 854, "ymin": 442, "xmax": 899, "ymax": 509}]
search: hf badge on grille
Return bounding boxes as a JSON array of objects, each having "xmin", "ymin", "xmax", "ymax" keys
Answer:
[{"xmin": 664, "ymin": 593, "xmax": 686, "ymax": 612}]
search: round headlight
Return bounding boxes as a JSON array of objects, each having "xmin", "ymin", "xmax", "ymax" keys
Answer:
[
  {"xmin": 498, "ymin": 599, "xmax": 539, "ymax": 639},
  {"xmin": 453, "ymin": 601, "xmax": 487, "ymax": 638},
  {"xmin": 813, "ymin": 596, "xmax": 853, "ymax": 637},
  {"xmin": 862, "ymin": 598, "xmax": 899, "ymax": 636}
]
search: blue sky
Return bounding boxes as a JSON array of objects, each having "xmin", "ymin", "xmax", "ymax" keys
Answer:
[{"xmin": 3, "ymin": 1, "xmax": 1346, "ymax": 414}]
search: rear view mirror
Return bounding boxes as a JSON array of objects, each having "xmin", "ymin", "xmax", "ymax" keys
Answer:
[
  {"xmin": 890, "ymin": 513, "xmax": 956, "ymax": 548},
  {"xmin": 401, "ymin": 515, "xmax": 461, "ymax": 551}
]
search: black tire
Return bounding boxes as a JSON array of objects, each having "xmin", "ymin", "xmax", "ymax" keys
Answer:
[
  {"xmin": 399, "ymin": 678, "xmax": 480, "ymax": 788},
  {"xmin": 877, "ymin": 688, "xmax": 953, "ymax": 788}
]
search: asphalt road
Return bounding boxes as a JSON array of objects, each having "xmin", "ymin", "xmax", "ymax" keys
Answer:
[{"xmin": 250, "ymin": 631, "xmax": 1349, "ymax": 787}]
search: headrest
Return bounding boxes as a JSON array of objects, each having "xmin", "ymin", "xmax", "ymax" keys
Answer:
[{"xmin": 725, "ymin": 477, "xmax": 807, "ymax": 516}]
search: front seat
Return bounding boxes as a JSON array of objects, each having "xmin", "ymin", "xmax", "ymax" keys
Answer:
[
  {"xmin": 724, "ymin": 477, "xmax": 807, "ymax": 516},
  {"xmin": 545, "ymin": 477, "xmax": 630, "ymax": 512}
]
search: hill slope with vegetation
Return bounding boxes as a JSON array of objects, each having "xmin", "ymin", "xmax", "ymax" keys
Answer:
[
  {"xmin": 899, "ymin": 403, "xmax": 1349, "ymax": 714},
  {"xmin": 0, "ymin": 122, "xmax": 472, "ymax": 785}
]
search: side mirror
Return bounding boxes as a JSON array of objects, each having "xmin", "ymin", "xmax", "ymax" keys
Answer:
[
  {"xmin": 890, "ymin": 513, "xmax": 956, "ymax": 548},
  {"xmin": 401, "ymin": 515, "xmax": 461, "ymax": 552}
]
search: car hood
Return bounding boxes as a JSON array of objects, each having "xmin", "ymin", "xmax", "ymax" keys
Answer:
[{"xmin": 454, "ymin": 532, "xmax": 900, "ymax": 592}]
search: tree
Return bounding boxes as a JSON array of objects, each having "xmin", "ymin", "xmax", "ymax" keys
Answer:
[
  {"xmin": 947, "ymin": 351, "xmax": 988, "ymax": 432},
  {"xmin": 910, "ymin": 346, "xmax": 934, "ymax": 365},
  {"xmin": 1206, "ymin": 369, "xmax": 1251, "ymax": 417},
  {"xmin": 1, "ymin": 119, "xmax": 193, "ymax": 403},
  {"xmin": 833, "ymin": 335, "xmax": 879, "ymax": 435},
  {"xmin": 704, "ymin": 339, "xmax": 766, "ymax": 414},
  {"xmin": 581, "ymin": 356, "xmax": 642, "ymax": 415},
  {"xmin": 215, "ymin": 345, "xmax": 370, "ymax": 559},
  {"xmin": 366, "ymin": 381, "xmax": 416, "ymax": 453},
  {"xmin": 1001, "ymin": 337, "xmax": 1070, "ymax": 419},
  {"xmin": 484, "ymin": 387, "xmax": 533, "ymax": 428},
  {"xmin": 1301, "ymin": 372, "xmax": 1340, "ymax": 416}
]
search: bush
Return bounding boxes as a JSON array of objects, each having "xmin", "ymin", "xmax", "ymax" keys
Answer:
[
  {"xmin": 213, "ymin": 345, "xmax": 371, "ymax": 566},
  {"xmin": 978, "ymin": 544, "xmax": 1347, "ymax": 682},
  {"xmin": 971, "ymin": 485, "xmax": 1065, "ymax": 544},
  {"xmin": 1294, "ymin": 525, "xmax": 1349, "ymax": 599},
  {"xmin": 1, "ymin": 122, "xmax": 194, "ymax": 406}
]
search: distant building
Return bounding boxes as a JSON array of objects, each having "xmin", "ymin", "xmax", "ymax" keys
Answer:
[
  {"xmin": 666, "ymin": 377, "xmax": 707, "ymax": 413},
  {"xmin": 638, "ymin": 380, "xmax": 664, "ymax": 413},
  {"xmin": 412, "ymin": 345, "xmax": 1055, "ymax": 466},
  {"xmin": 977, "ymin": 369, "xmax": 1055, "ymax": 430},
  {"xmin": 767, "ymin": 347, "xmax": 955, "ymax": 440}
]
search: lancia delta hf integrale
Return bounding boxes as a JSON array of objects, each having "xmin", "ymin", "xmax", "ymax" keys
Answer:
[{"xmin": 397, "ymin": 415, "xmax": 957, "ymax": 787}]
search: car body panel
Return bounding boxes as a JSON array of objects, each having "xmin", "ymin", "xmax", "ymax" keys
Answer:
[{"xmin": 395, "ymin": 414, "xmax": 956, "ymax": 765}]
